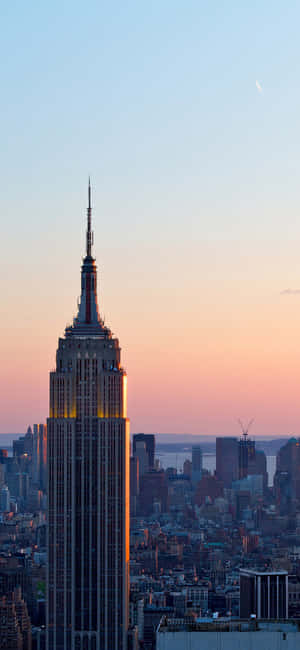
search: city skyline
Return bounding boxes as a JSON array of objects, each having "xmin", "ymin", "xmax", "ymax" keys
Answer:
[
  {"xmin": 2, "ymin": 5, "xmax": 300, "ymax": 650},
  {"xmin": 2, "ymin": 3, "xmax": 300, "ymax": 435}
]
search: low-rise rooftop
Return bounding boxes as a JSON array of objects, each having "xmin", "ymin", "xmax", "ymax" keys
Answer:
[{"xmin": 157, "ymin": 616, "xmax": 300, "ymax": 634}]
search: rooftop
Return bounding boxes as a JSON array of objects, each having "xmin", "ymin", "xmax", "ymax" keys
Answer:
[
  {"xmin": 157, "ymin": 617, "xmax": 300, "ymax": 634},
  {"xmin": 240, "ymin": 568, "xmax": 288, "ymax": 576}
]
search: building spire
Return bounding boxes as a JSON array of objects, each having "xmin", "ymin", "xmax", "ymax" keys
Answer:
[
  {"xmin": 64, "ymin": 182, "xmax": 110, "ymax": 336},
  {"xmin": 86, "ymin": 177, "xmax": 93, "ymax": 257}
]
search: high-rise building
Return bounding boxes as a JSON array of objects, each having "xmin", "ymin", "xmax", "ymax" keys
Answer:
[
  {"xmin": 33, "ymin": 424, "xmax": 47, "ymax": 490},
  {"xmin": 0, "ymin": 594, "xmax": 23, "ymax": 650},
  {"xmin": 47, "ymin": 183, "xmax": 130, "ymax": 650},
  {"xmin": 191, "ymin": 445, "xmax": 202, "ymax": 484},
  {"xmin": 216, "ymin": 437, "xmax": 239, "ymax": 488},
  {"xmin": 183, "ymin": 458, "xmax": 192, "ymax": 477},
  {"xmin": 0, "ymin": 484, "xmax": 10, "ymax": 512},
  {"xmin": 217, "ymin": 437, "xmax": 267, "ymax": 491},
  {"xmin": 194, "ymin": 475, "xmax": 224, "ymax": 506},
  {"xmin": 133, "ymin": 440, "xmax": 149, "ymax": 476},
  {"xmin": 130, "ymin": 456, "xmax": 139, "ymax": 498},
  {"xmin": 240, "ymin": 569, "xmax": 288, "ymax": 619},
  {"xmin": 248, "ymin": 449, "xmax": 268, "ymax": 492},
  {"xmin": 0, "ymin": 463, "xmax": 5, "ymax": 487},
  {"xmin": 130, "ymin": 456, "xmax": 139, "ymax": 517},
  {"xmin": 13, "ymin": 586, "xmax": 32, "ymax": 650},
  {"xmin": 139, "ymin": 470, "xmax": 168, "ymax": 515},
  {"xmin": 239, "ymin": 434, "xmax": 255, "ymax": 479},
  {"xmin": 274, "ymin": 438, "xmax": 300, "ymax": 508},
  {"xmin": 0, "ymin": 587, "xmax": 32, "ymax": 650},
  {"xmin": 13, "ymin": 427, "xmax": 33, "ymax": 459},
  {"xmin": 133, "ymin": 434, "xmax": 155, "ymax": 470}
]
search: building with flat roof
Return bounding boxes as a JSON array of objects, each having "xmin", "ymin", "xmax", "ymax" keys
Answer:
[
  {"xmin": 240, "ymin": 569, "xmax": 288, "ymax": 619},
  {"xmin": 156, "ymin": 617, "xmax": 300, "ymax": 650}
]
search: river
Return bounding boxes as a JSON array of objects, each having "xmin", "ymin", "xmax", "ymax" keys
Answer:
[{"xmin": 156, "ymin": 451, "xmax": 276, "ymax": 487}]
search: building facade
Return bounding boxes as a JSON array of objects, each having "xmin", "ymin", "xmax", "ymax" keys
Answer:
[
  {"xmin": 191, "ymin": 446, "xmax": 202, "ymax": 484},
  {"xmin": 274, "ymin": 438, "xmax": 300, "ymax": 511},
  {"xmin": 240, "ymin": 569, "xmax": 288, "ymax": 619},
  {"xmin": 47, "ymin": 183, "xmax": 130, "ymax": 650},
  {"xmin": 33, "ymin": 424, "xmax": 47, "ymax": 490},
  {"xmin": 133, "ymin": 440, "xmax": 149, "ymax": 476},
  {"xmin": 133, "ymin": 434, "xmax": 155, "ymax": 471},
  {"xmin": 216, "ymin": 437, "xmax": 239, "ymax": 488},
  {"xmin": 238, "ymin": 435, "xmax": 255, "ymax": 479}
]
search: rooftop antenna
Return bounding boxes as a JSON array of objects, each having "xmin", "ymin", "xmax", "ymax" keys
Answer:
[
  {"xmin": 238, "ymin": 418, "xmax": 254, "ymax": 441},
  {"xmin": 86, "ymin": 177, "xmax": 93, "ymax": 257}
]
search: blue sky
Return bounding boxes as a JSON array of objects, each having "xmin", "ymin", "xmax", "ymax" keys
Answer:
[
  {"xmin": 2, "ymin": 1, "xmax": 300, "ymax": 244},
  {"xmin": 2, "ymin": 2, "xmax": 300, "ymax": 434}
]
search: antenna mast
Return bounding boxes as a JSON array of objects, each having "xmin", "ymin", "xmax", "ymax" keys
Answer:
[{"xmin": 86, "ymin": 177, "xmax": 93, "ymax": 256}]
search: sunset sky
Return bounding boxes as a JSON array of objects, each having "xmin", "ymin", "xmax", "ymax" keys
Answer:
[{"xmin": 1, "ymin": 2, "xmax": 300, "ymax": 435}]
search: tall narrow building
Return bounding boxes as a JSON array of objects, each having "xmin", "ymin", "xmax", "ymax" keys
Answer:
[
  {"xmin": 216, "ymin": 437, "xmax": 239, "ymax": 488},
  {"xmin": 47, "ymin": 182, "xmax": 130, "ymax": 650}
]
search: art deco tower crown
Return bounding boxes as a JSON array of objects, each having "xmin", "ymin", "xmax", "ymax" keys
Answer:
[{"xmin": 66, "ymin": 180, "xmax": 110, "ymax": 338}]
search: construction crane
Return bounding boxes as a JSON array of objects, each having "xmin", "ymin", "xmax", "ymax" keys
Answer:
[{"xmin": 237, "ymin": 418, "xmax": 254, "ymax": 441}]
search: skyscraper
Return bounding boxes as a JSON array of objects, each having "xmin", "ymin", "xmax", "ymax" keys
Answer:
[
  {"xmin": 274, "ymin": 437, "xmax": 300, "ymax": 506},
  {"xmin": 238, "ymin": 434, "xmax": 255, "ymax": 479},
  {"xmin": 133, "ymin": 440, "xmax": 149, "ymax": 476},
  {"xmin": 240, "ymin": 569, "xmax": 288, "ymax": 619},
  {"xmin": 191, "ymin": 445, "xmax": 202, "ymax": 484},
  {"xmin": 47, "ymin": 183, "xmax": 130, "ymax": 650},
  {"xmin": 130, "ymin": 456, "xmax": 139, "ymax": 517},
  {"xmin": 33, "ymin": 424, "xmax": 47, "ymax": 490},
  {"xmin": 133, "ymin": 434, "xmax": 155, "ymax": 470},
  {"xmin": 216, "ymin": 437, "xmax": 239, "ymax": 488}
]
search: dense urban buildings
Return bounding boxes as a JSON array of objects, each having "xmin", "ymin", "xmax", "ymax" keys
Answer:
[
  {"xmin": 0, "ymin": 197, "xmax": 298, "ymax": 650},
  {"xmin": 1, "ymin": 362, "xmax": 300, "ymax": 649},
  {"xmin": 47, "ymin": 184, "xmax": 130, "ymax": 649},
  {"xmin": 128, "ymin": 433, "xmax": 300, "ymax": 648},
  {"xmin": 2, "ymin": 428, "xmax": 300, "ymax": 648}
]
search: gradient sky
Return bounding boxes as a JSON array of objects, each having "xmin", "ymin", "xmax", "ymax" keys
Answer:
[{"xmin": 1, "ymin": 1, "xmax": 300, "ymax": 435}]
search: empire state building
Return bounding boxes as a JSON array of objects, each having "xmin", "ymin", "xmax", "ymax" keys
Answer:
[{"xmin": 47, "ymin": 183, "xmax": 130, "ymax": 650}]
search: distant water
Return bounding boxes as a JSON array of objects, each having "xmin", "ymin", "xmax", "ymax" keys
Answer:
[
  {"xmin": 0, "ymin": 434, "xmax": 276, "ymax": 486},
  {"xmin": 0, "ymin": 433, "xmax": 18, "ymax": 447},
  {"xmin": 156, "ymin": 451, "xmax": 276, "ymax": 487}
]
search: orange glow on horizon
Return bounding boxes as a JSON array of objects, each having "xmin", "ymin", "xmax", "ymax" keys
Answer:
[{"xmin": 3, "ymin": 240, "xmax": 300, "ymax": 435}]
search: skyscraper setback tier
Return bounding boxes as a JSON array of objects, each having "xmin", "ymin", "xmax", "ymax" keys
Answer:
[{"xmin": 47, "ymin": 182, "xmax": 130, "ymax": 650}]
